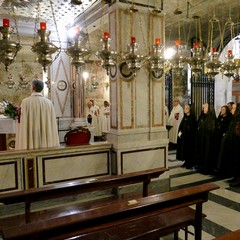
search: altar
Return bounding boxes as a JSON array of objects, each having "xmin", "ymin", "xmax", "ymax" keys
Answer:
[{"xmin": 0, "ymin": 115, "xmax": 16, "ymax": 151}]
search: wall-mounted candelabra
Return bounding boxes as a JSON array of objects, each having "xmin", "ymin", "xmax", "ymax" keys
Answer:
[
  {"xmin": 148, "ymin": 38, "xmax": 165, "ymax": 79},
  {"xmin": 123, "ymin": 37, "xmax": 146, "ymax": 78},
  {"xmin": 96, "ymin": 32, "xmax": 118, "ymax": 76}
]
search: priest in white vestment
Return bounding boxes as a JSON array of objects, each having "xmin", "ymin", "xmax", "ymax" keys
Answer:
[
  {"xmin": 86, "ymin": 100, "xmax": 101, "ymax": 138},
  {"xmin": 167, "ymin": 97, "xmax": 184, "ymax": 149},
  {"xmin": 15, "ymin": 79, "xmax": 60, "ymax": 150}
]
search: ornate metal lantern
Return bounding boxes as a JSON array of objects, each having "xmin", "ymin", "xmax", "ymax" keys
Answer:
[
  {"xmin": 123, "ymin": 37, "xmax": 145, "ymax": 77},
  {"xmin": 0, "ymin": 19, "xmax": 22, "ymax": 71},
  {"xmin": 148, "ymin": 38, "xmax": 165, "ymax": 78},
  {"xmin": 205, "ymin": 48, "xmax": 222, "ymax": 77},
  {"xmin": 31, "ymin": 22, "xmax": 59, "ymax": 72},
  {"xmin": 66, "ymin": 27, "xmax": 90, "ymax": 72},
  {"xmin": 96, "ymin": 32, "xmax": 118, "ymax": 75},
  {"xmin": 171, "ymin": 40, "xmax": 187, "ymax": 77},
  {"xmin": 187, "ymin": 42, "xmax": 205, "ymax": 75},
  {"xmin": 221, "ymin": 50, "xmax": 237, "ymax": 79}
]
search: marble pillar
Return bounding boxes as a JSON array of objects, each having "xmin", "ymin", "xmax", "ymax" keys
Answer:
[{"xmin": 107, "ymin": 6, "xmax": 169, "ymax": 175}]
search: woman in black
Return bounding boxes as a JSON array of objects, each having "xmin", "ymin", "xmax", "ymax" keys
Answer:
[
  {"xmin": 212, "ymin": 105, "xmax": 232, "ymax": 172},
  {"xmin": 176, "ymin": 104, "xmax": 197, "ymax": 169},
  {"xmin": 194, "ymin": 103, "xmax": 216, "ymax": 173}
]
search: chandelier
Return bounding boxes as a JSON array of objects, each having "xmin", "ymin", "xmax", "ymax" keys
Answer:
[
  {"xmin": 171, "ymin": 40, "xmax": 187, "ymax": 77},
  {"xmin": 187, "ymin": 42, "xmax": 205, "ymax": 75},
  {"xmin": 205, "ymin": 48, "xmax": 222, "ymax": 77},
  {"xmin": 221, "ymin": 50, "xmax": 237, "ymax": 79},
  {"xmin": 148, "ymin": 38, "xmax": 165, "ymax": 79},
  {"xmin": 96, "ymin": 32, "xmax": 118, "ymax": 75},
  {"xmin": 123, "ymin": 37, "xmax": 145, "ymax": 77},
  {"xmin": 0, "ymin": 19, "xmax": 22, "ymax": 71},
  {"xmin": 31, "ymin": 22, "xmax": 59, "ymax": 72},
  {"xmin": 66, "ymin": 27, "xmax": 90, "ymax": 72}
]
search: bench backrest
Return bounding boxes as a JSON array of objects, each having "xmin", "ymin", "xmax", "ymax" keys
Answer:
[
  {"xmin": 0, "ymin": 167, "xmax": 168, "ymax": 222},
  {"xmin": 1, "ymin": 183, "xmax": 219, "ymax": 240}
]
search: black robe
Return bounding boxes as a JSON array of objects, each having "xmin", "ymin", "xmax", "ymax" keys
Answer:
[
  {"xmin": 176, "ymin": 113, "xmax": 197, "ymax": 168},
  {"xmin": 194, "ymin": 109, "xmax": 216, "ymax": 173}
]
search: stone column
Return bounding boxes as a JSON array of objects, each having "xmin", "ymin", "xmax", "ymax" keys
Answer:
[{"xmin": 107, "ymin": 5, "xmax": 169, "ymax": 179}]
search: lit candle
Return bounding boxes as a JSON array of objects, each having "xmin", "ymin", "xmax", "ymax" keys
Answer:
[
  {"xmin": 228, "ymin": 50, "xmax": 232, "ymax": 56},
  {"xmin": 131, "ymin": 37, "xmax": 136, "ymax": 43},
  {"xmin": 3, "ymin": 19, "xmax": 9, "ymax": 27},
  {"xmin": 155, "ymin": 38, "xmax": 160, "ymax": 45},
  {"xmin": 193, "ymin": 42, "xmax": 199, "ymax": 48},
  {"xmin": 104, "ymin": 32, "xmax": 109, "ymax": 39},
  {"xmin": 212, "ymin": 47, "xmax": 216, "ymax": 52},
  {"xmin": 175, "ymin": 40, "xmax": 180, "ymax": 46},
  {"xmin": 40, "ymin": 22, "xmax": 46, "ymax": 30}
]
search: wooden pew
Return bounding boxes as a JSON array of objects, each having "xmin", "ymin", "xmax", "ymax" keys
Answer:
[
  {"xmin": 0, "ymin": 167, "xmax": 168, "ymax": 223},
  {"xmin": 1, "ymin": 183, "xmax": 219, "ymax": 240},
  {"xmin": 212, "ymin": 229, "xmax": 240, "ymax": 240}
]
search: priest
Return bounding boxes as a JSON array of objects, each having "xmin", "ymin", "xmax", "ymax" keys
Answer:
[{"xmin": 15, "ymin": 79, "xmax": 60, "ymax": 150}]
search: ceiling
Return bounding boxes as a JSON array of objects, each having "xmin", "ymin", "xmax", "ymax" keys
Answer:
[{"xmin": 1, "ymin": 0, "xmax": 240, "ymax": 49}]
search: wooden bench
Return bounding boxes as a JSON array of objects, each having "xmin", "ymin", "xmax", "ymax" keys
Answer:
[
  {"xmin": 0, "ymin": 183, "xmax": 219, "ymax": 240},
  {"xmin": 0, "ymin": 167, "xmax": 168, "ymax": 224},
  {"xmin": 212, "ymin": 229, "xmax": 240, "ymax": 240}
]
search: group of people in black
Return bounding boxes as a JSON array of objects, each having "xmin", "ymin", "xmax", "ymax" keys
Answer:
[{"xmin": 176, "ymin": 101, "xmax": 240, "ymax": 187}]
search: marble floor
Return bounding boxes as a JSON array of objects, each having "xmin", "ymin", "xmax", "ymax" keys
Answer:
[
  {"xmin": 163, "ymin": 150, "xmax": 240, "ymax": 240},
  {"xmin": 0, "ymin": 150, "xmax": 239, "ymax": 240}
]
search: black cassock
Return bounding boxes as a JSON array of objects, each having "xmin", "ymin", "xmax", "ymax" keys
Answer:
[
  {"xmin": 194, "ymin": 109, "xmax": 216, "ymax": 173},
  {"xmin": 176, "ymin": 113, "xmax": 197, "ymax": 168}
]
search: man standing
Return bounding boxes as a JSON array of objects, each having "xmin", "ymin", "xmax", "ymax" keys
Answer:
[
  {"xmin": 15, "ymin": 79, "xmax": 59, "ymax": 150},
  {"xmin": 168, "ymin": 97, "xmax": 184, "ymax": 150}
]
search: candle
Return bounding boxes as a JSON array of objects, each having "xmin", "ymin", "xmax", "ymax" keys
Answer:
[
  {"xmin": 131, "ymin": 37, "xmax": 136, "ymax": 43},
  {"xmin": 104, "ymin": 32, "xmax": 109, "ymax": 39},
  {"xmin": 175, "ymin": 40, "xmax": 180, "ymax": 46},
  {"xmin": 228, "ymin": 50, "xmax": 232, "ymax": 56},
  {"xmin": 193, "ymin": 42, "xmax": 199, "ymax": 48},
  {"xmin": 3, "ymin": 19, "xmax": 9, "ymax": 27},
  {"xmin": 212, "ymin": 47, "xmax": 216, "ymax": 52},
  {"xmin": 40, "ymin": 22, "xmax": 46, "ymax": 30},
  {"xmin": 155, "ymin": 38, "xmax": 160, "ymax": 45}
]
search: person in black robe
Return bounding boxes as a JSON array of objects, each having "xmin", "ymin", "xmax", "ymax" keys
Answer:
[
  {"xmin": 212, "ymin": 105, "xmax": 232, "ymax": 172},
  {"xmin": 218, "ymin": 103, "xmax": 240, "ymax": 180},
  {"xmin": 176, "ymin": 104, "xmax": 197, "ymax": 169},
  {"xmin": 193, "ymin": 103, "xmax": 216, "ymax": 174}
]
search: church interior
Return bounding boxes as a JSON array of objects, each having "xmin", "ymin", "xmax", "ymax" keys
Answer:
[{"xmin": 0, "ymin": 0, "xmax": 240, "ymax": 239}]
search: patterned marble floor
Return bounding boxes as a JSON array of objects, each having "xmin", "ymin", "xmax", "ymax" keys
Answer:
[{"xmin": 163, "ymin": 150, "xmax": 240, "ymax": 240}]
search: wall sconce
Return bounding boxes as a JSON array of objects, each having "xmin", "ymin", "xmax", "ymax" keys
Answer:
[
  {"xmin": 148, "ymin": 38, "xmax": 165, "ymax": 79},
  {"xmin": 96, "ymin": 32, "xmax": 118, "ymax": 76},
  {"xmin": 123, "ymin": 36, "xmax": 146, "ymax": 78}
]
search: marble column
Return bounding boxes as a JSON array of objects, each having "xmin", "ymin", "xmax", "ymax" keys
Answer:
[{"xmin": 107, "ymin": 6, "xmax": 169, "ymax": 177}]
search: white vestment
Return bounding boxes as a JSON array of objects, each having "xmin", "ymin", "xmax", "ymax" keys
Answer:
[
  {"xmin": 86, "ymin": 105, "xmax": 101, "ymax": 136},
  {"xmin": 168, "ymin": 104, "xmax": 184, "ymax": 144},
  {"xmin": 15, "ymin": 93, "xmax": 60, "ymax": 150},
  {"xmin": 100, "ymin": 106, "xmax": 110, "ymax": 133}
]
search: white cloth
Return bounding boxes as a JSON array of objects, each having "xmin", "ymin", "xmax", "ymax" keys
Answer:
[
  {"xmin": 167, "ymin": 104, "xmax": 184, "ymax": 144},
  {"xmin": 100, "ymin": 106, "xmax": 110, "ymax": 133},
  {"xmin": 15, "ymin": 92, "xmax": 60, "ymax": 150}
]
